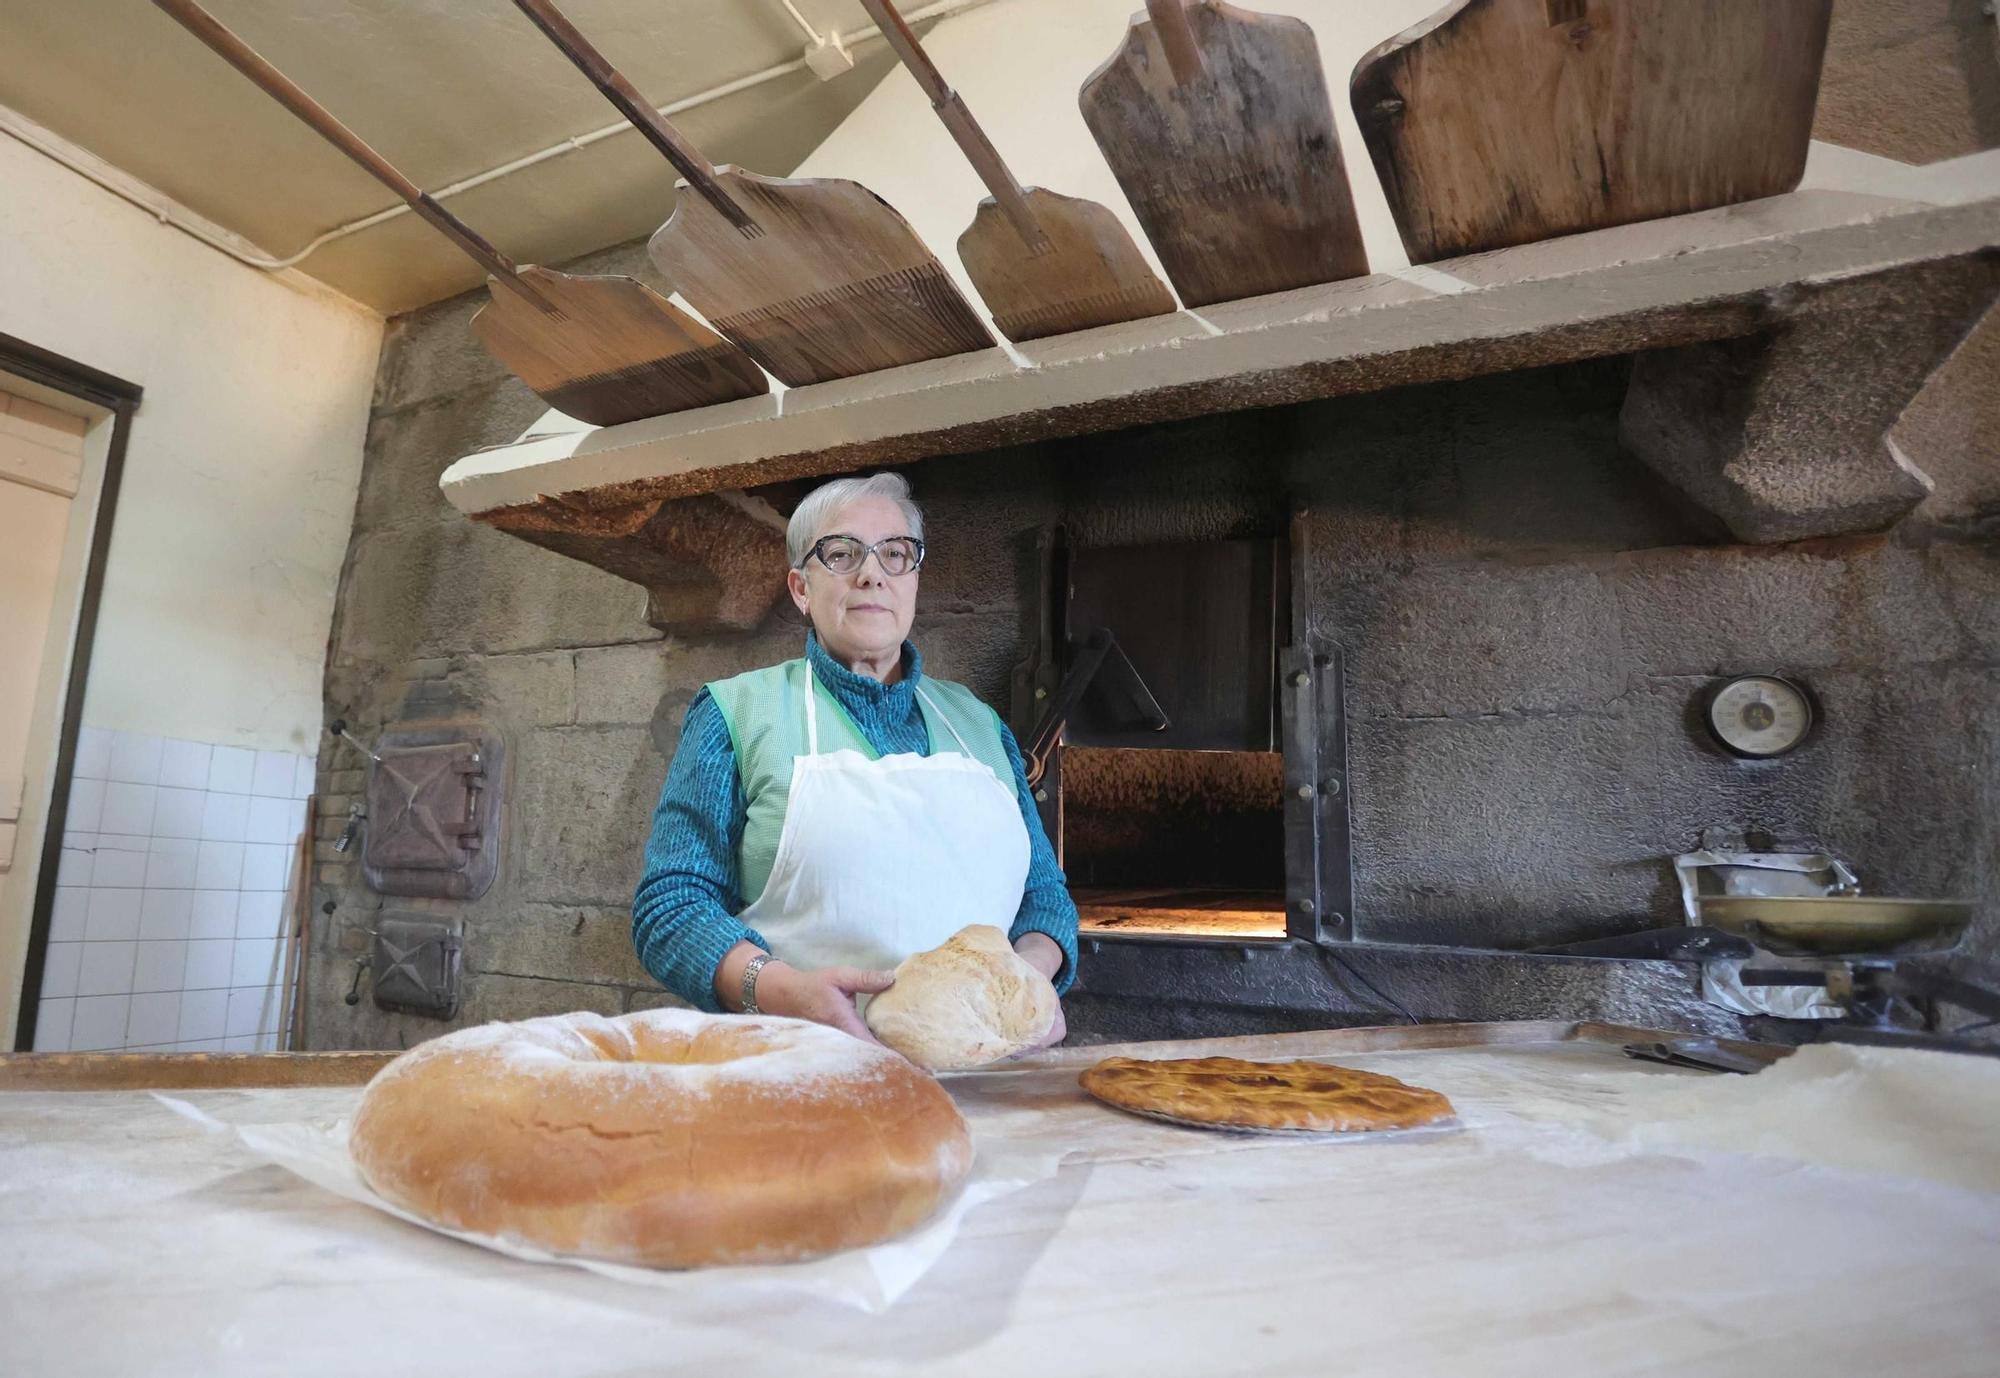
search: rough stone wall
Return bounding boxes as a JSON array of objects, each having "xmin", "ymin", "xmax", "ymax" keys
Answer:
[
  {"xmin": 302, "ymin": 236, "xmax": 1999, "ymax": 1051},
  {"xmin": 1813, "ymin": 0, "xmax": 2000, "ymax": 165}
]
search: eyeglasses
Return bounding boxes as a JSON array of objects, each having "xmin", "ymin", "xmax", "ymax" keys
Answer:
[{"xmin": 797, "ymin": 534, "xmax": 926, "ymax": 577}]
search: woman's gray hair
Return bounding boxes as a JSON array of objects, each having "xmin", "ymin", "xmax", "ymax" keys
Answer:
[{"xmin": 785, "ymin": 472, "xmax": 925, "ymax": 568}]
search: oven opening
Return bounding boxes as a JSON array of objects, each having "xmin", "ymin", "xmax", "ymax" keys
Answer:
[
  {"xmin": 1062, "ymin": 743, "xmax": 1288, "ymax": 940},
  {"xmin": 1028, "ymin": 530, "xmax": 1306, "ymax": 944}
]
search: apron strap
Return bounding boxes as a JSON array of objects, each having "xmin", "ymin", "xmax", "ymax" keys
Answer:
[
  {"xmin": 915, "ymin": 684, "xmax": 978, "ymax": 757},
  {"xmin": 803, "ymin": 661, "xmax": 822, "ymax": 755}
]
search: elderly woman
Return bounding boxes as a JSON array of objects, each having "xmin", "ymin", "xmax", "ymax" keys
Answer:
[{"xmin": 631, "ymin": 472, "xmax": 1077, "ymax": 1046}]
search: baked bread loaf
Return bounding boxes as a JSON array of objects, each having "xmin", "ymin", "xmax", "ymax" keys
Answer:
[
  {"xmin": 864, "ymin": 924, "xmax": 1058, "ymax": 1070},
  {"xmin": 349, "ymin": 1008, "xmax": 973, "ymax": 1267},
  {"xmin": 1080, "ymin": 1055, "xmax": 1456, "ymax": 1133}
]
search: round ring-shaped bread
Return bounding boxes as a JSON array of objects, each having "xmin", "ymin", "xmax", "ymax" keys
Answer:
[{"xmin": 349, "ymin": 1008, "xmax": 974, "ymax": 1268}]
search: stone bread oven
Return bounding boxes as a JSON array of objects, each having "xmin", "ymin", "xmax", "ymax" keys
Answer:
[{"xmin": 303, "ymin": 0, "xmax": 2000, "ymax": 1048}]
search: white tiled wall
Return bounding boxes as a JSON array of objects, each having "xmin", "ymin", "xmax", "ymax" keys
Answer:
[{"xmin": 33, "ymin": 728, "xmax": 314, "ymax": 1053}]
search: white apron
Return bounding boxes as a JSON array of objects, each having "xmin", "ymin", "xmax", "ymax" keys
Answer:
[{"xmin": 735, "ymin": 665, "xmax": 1032, "ymax": 973}]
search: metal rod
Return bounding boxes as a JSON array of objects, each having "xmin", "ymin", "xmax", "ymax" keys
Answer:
[
  {"xmin": 853, "ymin": 0, "xmax": 1047, "ymax": 251},
  {"xmin": 327, "ymin": 719, "xmax": 381, "ymax": 765},
  {"xmin": 509, "ymin": 0, "xmax": 762, "ymax": 236},
  {"xmin": 1020, "ymin": 628, "xmax": 1168, "ymax": 786},
  {"xmin": 149, "ymin": 0, "xmax": 559, "ymax": 311}
]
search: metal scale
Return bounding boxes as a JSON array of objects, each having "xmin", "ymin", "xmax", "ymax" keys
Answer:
[{"xmin": 1702, "ymin": 895, "xmax": 2000, "ymax": 1054}]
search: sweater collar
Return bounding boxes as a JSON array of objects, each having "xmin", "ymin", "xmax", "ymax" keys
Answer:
[{"xmin": 806, "ymin": 630, "xmax": 922, "ymax": 714}]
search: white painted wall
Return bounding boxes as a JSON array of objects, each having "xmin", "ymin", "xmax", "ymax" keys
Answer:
[
  {"xmin": 0, "ymin": 136, "xmax": 383, "ymax": 750},
  {"xmin": 0, "ymin": 130, "xmax": 383, "ymax": 1045}
]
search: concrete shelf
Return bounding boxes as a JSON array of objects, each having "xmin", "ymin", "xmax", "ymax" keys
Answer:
[{"xmin": 438, "ymin": 165, "xmax": 2000, "ymax": 609}]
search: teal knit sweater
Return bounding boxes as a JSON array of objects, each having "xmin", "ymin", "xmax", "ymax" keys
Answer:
[{"xmin": 632, "ymin": 633, "xmax": 1079, "ymax": 1012}]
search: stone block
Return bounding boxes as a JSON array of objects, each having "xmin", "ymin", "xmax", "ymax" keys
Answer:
[
  {"xmin": 911, "ymin": 608, "xmax": 1034, "ymax": 709},
  {"xmin": 512, "ymin": 726, "xmax": 663, "ymax": 906},
  {"xmin": 1347, "ymin": 710, "xmax": 1664, "ymax": 946},
  {"xmin": 901, "ymin": 446, "xmax": 1059, "ymax": 614},
  {"xmin": 1056, "ymin": 410, "xmax": 1285, "ymax": 548},
  {"xmin": 329, "ymin": 914, "xmax": 373, "ymax": 956},
  {"xmin": 1293, "ymin": 371, "xmax": 1703, "ymax": 612},
  {"xmin": 1930, "ymin": 540, "xmax": 2000, "ymax": 661},
  {"xmin": 1900, "ymin": 300, "xmax": 2000, "ymax": 524},
  {"xmin": 455, "ymin": 972, "xmax": 627, "ymax": 1026},
  {"xmin": 574, "ymin": 640, "xmax": 674, "ymax": 729},
  {"xmin": 466, "ymin": 905, "xmax": 653, "ymax": 989},
  {"xmin": 572, "ymin": 625, "xmax": 805, "ymax": 749},
  {"xmin": 1301, "ymin": 363, "xmax": 1699, "ymax": 567},
  {"xmin": 1612, "ymin": 537, "xmax": 1967, "ymax": 676},
  {"xmin": 355, "ymin": 379, "xmax": 550, "ymax": 536},
  {"xmin": 334, "ymin": 518, "xmax": 654, "ymax": 663},
  {"xmin": 625, "ymin": 988, "xmax": 693, "ymax": 1014},
  {"xmin": 388, "ymin": 651, "xmax": 577, "ymax": 729},
  {"xmin": 1619, "ymin": 259, "xmax": 2000, "ymax": 543},
  {"xmin": 372, "ymin": 289, "xmax": 522, "ymax": 415},
  {"xmin": 1414, "ymin": 389, "xmax": 1700, "ymax": 563},
  {"xmin": 1342, "ymin": 564, "xmax": 1626, "ymax": 719},
  {"xmin": 1814, "ymin": 0, "xmax": 2000, "ymax": 165}
]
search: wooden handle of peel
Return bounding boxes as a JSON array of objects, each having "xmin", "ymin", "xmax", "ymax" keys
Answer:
[
  {"xmin": 854, "ymin": 0, "xmax": 1046, "ymax": 250},
  {"xmin": 149, "ymin": 0, "xmax": 552, "ymax": 305},
  {"xmin": 508, "ymin": 0, "xmax": 761, "ymax": 236},
  {"xmin": 1146, "ymin": 0, "xmax": 1206, "ymax": 85}
]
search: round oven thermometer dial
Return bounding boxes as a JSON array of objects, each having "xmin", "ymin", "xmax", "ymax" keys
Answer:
[{"xmin": 1706, "ymin": 675, "xmax": 1813, "ymax": 758}]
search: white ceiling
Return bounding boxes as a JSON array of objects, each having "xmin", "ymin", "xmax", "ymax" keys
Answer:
[{"xmin": 1, "ymin": 0, "xmax": 949, "ymax": 313}]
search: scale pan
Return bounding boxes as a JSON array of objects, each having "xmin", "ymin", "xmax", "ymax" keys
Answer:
[{"xmin": 1698, "ymin": 895, "xmax": 1973, "ymax": 957}]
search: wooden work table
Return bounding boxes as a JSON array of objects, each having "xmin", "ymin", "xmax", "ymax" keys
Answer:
[{"xmin": 3, "ymin": 1021, "xmax": 1996, "ymax": 1376}]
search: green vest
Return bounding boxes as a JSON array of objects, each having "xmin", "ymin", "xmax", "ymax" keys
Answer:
[{"xmin": 707, "ymin": 658, "xmax": 1018, "ymax": 904}]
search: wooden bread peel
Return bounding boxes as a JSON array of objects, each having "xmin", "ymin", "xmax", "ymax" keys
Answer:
[
  {"xmin": 1351, "ymin": 0, "xmax": 1835, "ymax": 262},
  {"xmin": 152, "ymin": 0, "xmax": 767, "ymax": 427},
  {"xmin": 1078, "ymin": 0, "xmax": 1369, "ymax": 308},
  {"xmin": 855, "ymin": 0, "xmax": 1176, "ymax": 343},
  {"xmin": 511, "ymin": 0, "xmax": 994, "ymax": 387}
]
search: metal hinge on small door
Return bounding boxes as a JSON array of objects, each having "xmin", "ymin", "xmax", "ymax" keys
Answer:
[{"xmin": 456, "ymin": 754, "xmax": 484, "ymax": 854}]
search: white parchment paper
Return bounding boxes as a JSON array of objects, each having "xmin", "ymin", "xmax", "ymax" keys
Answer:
[{"xmin": 152, "ymin": 1093, "xmax": 1067, "ymax": 1313}]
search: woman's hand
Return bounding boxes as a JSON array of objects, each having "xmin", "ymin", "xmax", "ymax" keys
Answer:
[
  {"xmin": 749, "ymin": 961, "xmax": 895, "ymax": 1046},
  {"xmin": 1012, "ymin": 932, "xmax": 1067, "ymax": 1052}
]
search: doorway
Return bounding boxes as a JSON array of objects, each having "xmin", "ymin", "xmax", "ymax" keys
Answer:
[{"xmin": 0, "ymin": 332, "xmax": 139, "ymax": 1051}]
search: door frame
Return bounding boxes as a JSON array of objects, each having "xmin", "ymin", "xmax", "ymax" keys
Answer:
[{"xmin": 2, "ymin": 330, "xmax": 141, "ymax": 1051}]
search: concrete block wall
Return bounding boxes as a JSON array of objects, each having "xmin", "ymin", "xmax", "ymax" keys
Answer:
[{"xmin": 302, "ymin": 236, "xmax": 2000, "ymax": 1050}]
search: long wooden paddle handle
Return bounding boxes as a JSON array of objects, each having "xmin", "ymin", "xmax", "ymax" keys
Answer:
[
  {"xmin": 853, "ymin": 0, "xmax": 1047, "ymax": 252},
  {"xmin": 509, "ymin": 0, "xmax": 761, "ymax": 236},
  {"xmin": 149, "ymin": 0, "xmax": 554, "ymax": 309},
  {"xmin": 1146, "ymin": 0, "xmax": 1206, "ymax": 85}
]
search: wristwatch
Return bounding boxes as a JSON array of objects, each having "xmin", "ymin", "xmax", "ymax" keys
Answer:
[{"xmin": 739, "ymin": 951, "xmax": 775, "ymax": 1015}]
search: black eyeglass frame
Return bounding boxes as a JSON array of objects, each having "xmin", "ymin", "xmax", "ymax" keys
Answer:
[{"xmin": 795, "ymin": 534, "xmax": 927, "ymax": 575}]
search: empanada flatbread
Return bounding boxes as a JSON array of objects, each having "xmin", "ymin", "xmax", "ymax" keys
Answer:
[{"xmin": 1080, "ymin": 1055, "xmax": 1455, "ymax": 1133}]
